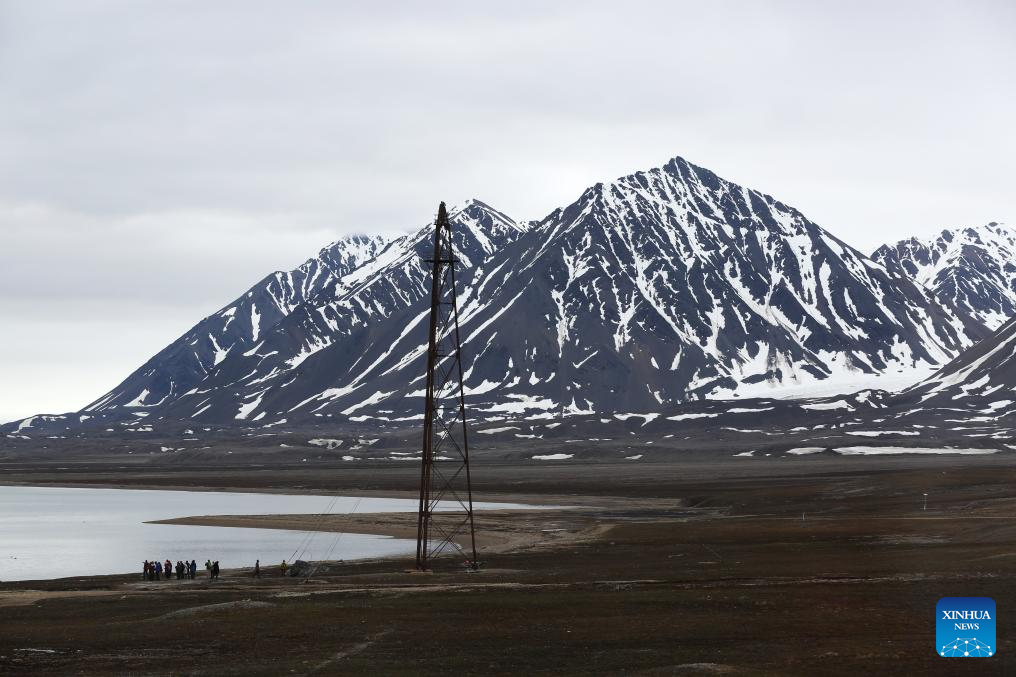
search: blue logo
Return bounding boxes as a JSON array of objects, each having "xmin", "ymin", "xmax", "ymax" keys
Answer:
[{"xmin": 937, "ymin": 597, "xmax": 996, "ymax": 657}]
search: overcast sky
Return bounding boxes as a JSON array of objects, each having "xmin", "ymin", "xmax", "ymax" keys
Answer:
[{"xmin": 1, "ymin": 1, "xmax": 1014, "ymax": 422}]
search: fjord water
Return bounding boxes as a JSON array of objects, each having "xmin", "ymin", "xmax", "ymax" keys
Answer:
[{"xmin": 0, "ymin": 486, "xmax": 525, "ymax": 582}]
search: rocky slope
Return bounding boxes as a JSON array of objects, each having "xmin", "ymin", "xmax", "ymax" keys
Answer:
[
  {"xmin": 874, "ymin": 222, "xmax": 1016, "ymax": 331},
  {"xmin": 83, "ymin": 233, "xmax": 392, "ymax": 414},
  {"xmin": 24, "ymin": 156, "xmax": 986, "ymax": 429}
]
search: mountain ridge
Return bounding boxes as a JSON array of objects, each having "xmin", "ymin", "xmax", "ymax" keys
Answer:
[
  {"xmin": 873, "ymin": 222, "xmax": 1016, "ymax": 332},
  {"xmin": 50, "ymin": 155, "xmax": 986, "ymax": 428},
  {"xmin": 4, "ymin": 156, "xmax": 1005, "ymax": 433}
]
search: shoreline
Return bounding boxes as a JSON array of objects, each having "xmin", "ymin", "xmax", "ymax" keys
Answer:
[
  {"xmin": 0, "ymin": 483, "xmax": 614, "ymax": 586},
  {"xmin": 0, "ymin": 507, "xmax": 606, "ymax": 588},
  {"xmin": 148, "ymin": 508, "xmax": 603, "ymax": 554},
  {"xmin": 4, "ymin": 461, "xmax": 1016, "ymax": 674}
]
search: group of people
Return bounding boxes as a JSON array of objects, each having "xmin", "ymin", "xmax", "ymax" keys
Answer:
[
  {"xmin": 141, "ymin": 558, "xmax": 287, "ymax": 581},
  {"xmin": 142, "ymin": 558, "xmax": 213, "ymax": 581}
]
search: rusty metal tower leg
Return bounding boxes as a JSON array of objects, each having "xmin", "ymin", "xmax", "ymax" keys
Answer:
[{"xmin": 415, "ymin": 202, "xmax": 478, "ymax": 572}]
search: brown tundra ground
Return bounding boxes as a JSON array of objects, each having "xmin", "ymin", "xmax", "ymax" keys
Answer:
[{"xmin": 1, "ymin": 454, "xmax": 1015, "ymax": 676}]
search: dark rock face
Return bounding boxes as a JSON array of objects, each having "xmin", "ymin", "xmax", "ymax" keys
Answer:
[
  {"xmin": 874, "ymin": 222, "xmax": 1016, "ymax": 332},
  {"xmin": 82, "ymin": 233, "xmax": 391, "ymax": 415},
  {"xmin": 898, "ymin": 315, "xmax": 1016, "ymax": 419},
  {"xmin": 78, "ymin": 199, "xmax": 529, "ymax": 425},
  {"xmin": 419, "ymin": 157, "xmax": 973, "ymax": 420},
  {"xmin": 8, "ymin": 157, "xmax": 993, "ymax": 431}
]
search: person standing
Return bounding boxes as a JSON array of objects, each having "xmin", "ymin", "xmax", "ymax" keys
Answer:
[
  {"xmin": 154, "ymin": 560, "xmax": 162, "ymax": 580},
  {"xmin": 211, "ymin": 561, "xmax": 220, "ymax": 580},
  {"xmin": 190, "ymin": 559, "xmax": 197, "ymax": 580},
  {"xmin": 143, "ymin": 560, "xmax": 150, "ymax": 580},
  {"xmin": 253, "ymin": 559, "xmax": 260, "ymax": 578},
  {"xmin": 280, "ymin": 560, "xmax": 288, "ymax": 577},
  {"xmin": 165, "ymin": 559, "xmax": 172, "ymax": 580}
]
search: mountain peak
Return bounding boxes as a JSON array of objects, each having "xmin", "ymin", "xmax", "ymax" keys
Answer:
[
  {"xmin": 450, "ymin": 198, "xmax": 525, "ymax": 231},
  {"xmin": 67, "ymin": 156, "xmax": 990, "ymax": 428},
  {"xmin": 874, "ymin": 222, "xmax": 1016, "ymax": 331},
  {"xmin": 313, "ymin": 233, "xmax": 391, "ymax": 277},
  {"xmin": 566, "ymin": 154, "xmax": 810, "ymax": 246}
]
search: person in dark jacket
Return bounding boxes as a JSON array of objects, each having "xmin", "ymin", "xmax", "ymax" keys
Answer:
[
  {"xmin": 190, "ymin": 559, "xmax": 197, "ymax": 579},
  {"xmin": 211, "ymin": 561, "xmax": 220, "ymax": 580}
]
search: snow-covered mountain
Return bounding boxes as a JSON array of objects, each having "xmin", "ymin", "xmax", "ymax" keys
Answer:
[
  {"xmin": 874, "ymin": 222, "xmax": 1016, "ymax": 331},
  {"xmin": 52, "ymin": 155, "xmax": 989, "ymax": 429},
  {"xmin": 81, "ymin": 200, "xmax": 528, "ymax": 424},
  {"xmin": 83, "ymin": 233, "xmax": 392, "ymax": 413},
  {"xmin": 898, "ymin": 315, "xmax": 1016, "ymax": 420},
  {"xmin": 435, "ymin": 157, "xmax": 978, "ymax": 413}
]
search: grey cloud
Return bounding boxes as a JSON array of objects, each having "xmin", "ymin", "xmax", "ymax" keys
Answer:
[{"xmin": 1, "ymin": 0, "xmax": 1014, "ymax": 420}]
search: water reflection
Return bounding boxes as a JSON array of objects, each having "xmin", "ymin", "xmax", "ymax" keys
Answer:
[{"xmin": 0, "ymin": 486, "xmax": 528, "ymax": 582}]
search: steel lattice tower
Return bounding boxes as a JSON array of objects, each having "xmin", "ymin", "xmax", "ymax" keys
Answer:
[{"xmin": 415, "ymin": 201, "xmax": 478, "ymax": 571}]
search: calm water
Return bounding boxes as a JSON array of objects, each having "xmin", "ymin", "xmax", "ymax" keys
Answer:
[{"xmin": 0, "ymin": 486, "xmax": 530, "ymax": 582}]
